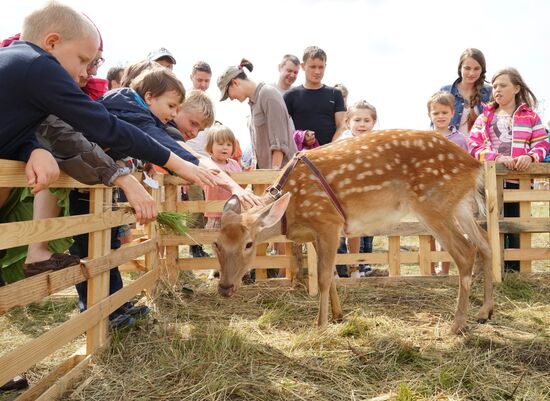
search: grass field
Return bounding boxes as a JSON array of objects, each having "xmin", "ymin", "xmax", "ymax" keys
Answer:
[{"xmin": 0, "ymin": 200, "xmax": 547, "ymax": 401}]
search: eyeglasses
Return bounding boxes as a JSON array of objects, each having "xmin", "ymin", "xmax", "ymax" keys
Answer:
[{"xmin": 89, "ymin": 57, "xmax": 105, "ymax": 69}]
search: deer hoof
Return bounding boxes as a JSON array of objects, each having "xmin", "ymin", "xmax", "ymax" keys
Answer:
[{"xmin": 450, "ymin": 321, "xmax": 468, "ymax": 335}]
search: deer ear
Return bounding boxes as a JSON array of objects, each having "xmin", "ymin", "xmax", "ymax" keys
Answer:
[
  {"xmin": 223, "ymin": 195, "xmax": 242, "ymax": 214},
  {"xmin": 258, "ymin": 193, "xmax": 291, "ymax": 229}
]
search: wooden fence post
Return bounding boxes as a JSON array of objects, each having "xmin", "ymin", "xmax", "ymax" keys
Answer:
[
  {"xmin": 519, "ymin": 178, "xmax": 532, "ymax": 273},
  {"xmin": 86, "ymin": 188, "xmax": 111, "ymax": 354},
  {"xmin": 418, "ymin": 235, "xmax": 432, "ymax": 276},
  {"xmin": 485, "ymin": 162, "xmax": 502, "ymax": 283},
  {"xmin": 163, "ymin": 183, "xmax": 179, "ymax": 283},
  {"xmin": 388, "ymin": 236, "xmax": 401, "ymax": 277},
  {"xmin": 253, "ymin": 184, "xmax": 268, "ymax": 281}
]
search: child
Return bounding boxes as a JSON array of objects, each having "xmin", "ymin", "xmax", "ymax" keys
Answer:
[
  {"xmin": 336, "ymin": 100, "xmax": 378, "ymax": 278},
  {"xmin": 203, "ymin": 125, "xmax": 242, "ymax": 279},
  {"xmin": 203, "ymin": 125, "xmax": 242, "ymax": 229},
  {"xmin": 427, "ymin": 92, "xmax": 468, "ymax": 275},
  {"xmin": 470, "ymin": 68, "xmax": 549, "ymax": 272},
  {"xmin": 0, "ymin": 2, "xmax": 219, "ymax": 225},
  {"xmin": 428, "ymin": 92, "xmax": 468, "ymax": 151}
]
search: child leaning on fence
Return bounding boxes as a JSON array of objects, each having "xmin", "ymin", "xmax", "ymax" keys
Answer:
[{"xmin": 469, "ymin": 67, "xmax": 549, "ymax": 272}]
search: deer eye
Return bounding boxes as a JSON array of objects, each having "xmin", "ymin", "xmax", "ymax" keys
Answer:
[{"xmin": 245, "ymin": 241, "xmax": 254, "ymax": 249}]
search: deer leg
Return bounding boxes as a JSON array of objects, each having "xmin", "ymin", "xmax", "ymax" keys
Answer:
[
  {"xmin": 314, "ymin": 230, "xmax": 341, "ymax": 328},
  {"xmin": 329, "ymin": 275, "xmax": 343, "ymax": 322},
  {"xmin": 290, "ymin": 243, "xmax": 304, "ymax": 287},
  {"xmin": 455, "ymin": 207, "xmax": 494, "ymax": 323},
  {"xmin": 414, "ymin": 206, "xmax": 476, "ymax": 334}
]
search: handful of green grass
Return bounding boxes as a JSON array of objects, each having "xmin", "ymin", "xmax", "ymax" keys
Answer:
[{"xmin": 156, "ymin": 211, "xmax": 192, "ymax": 235}]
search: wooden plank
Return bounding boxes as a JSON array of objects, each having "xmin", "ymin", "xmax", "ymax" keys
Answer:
[
  {"xmin": 163, "ymin": 184, "xmax": 179, "ymax": 283},
  {"xmin": 176, "ymin": 255, "xmax": 292, "ymax": 270},
  {"xmin": 0, "ymin": 239, "xmax": 156, "ymax": 315},
  {"xmin": 336, "ymin": 275, "xmax": 460, "ymax": 287},
  {"xmin": 163, "ymin": 170, "xmax": 280, "ymax": 186},
  {"xmin": 176, "ymin": 200, "xmax": 225, "ymax": 214},
  {"xmin": 495, "ymin": 163, "xmax": 550, "ymax": 176},
  {"xmin": 86, "ymin": 189, "xmax": 109, "ymax": 354},
  {"xmin": 145, "ymin": 186, "xmax": 160, "ymax": 289},
  {"xmin": 34, "ymin": 355, "xmax": 91, "ymax": 401},
  {"xmin": 307, "ymin": 243, "xmax": 318, "ymax": 296},
  {"xmin": 503, "ymin": 190, "xmax": 550, "ymax": 202},
  {"xmin": 504, "ymin": 248, "xmax": 550, "ymax": 261},
  {"xmin": 519, "ymin": 179, "xmax": 532, "ymax": 273},
  {"xmin": 0, "ymin": 211, "xmax": 135, "ymax": 250},
  {"xmin": 0, "ymin": 269, "xmax": 159, "ymax": 385},
  {"xmin": 0, "ymin": 160, "xmax": 153, "ymax": 188},
  {"xmin": 418, "ymin": 236, "xmax": 432, "ymax": 276},
  {"xmin": 388, "ymin": 236, "xmax": 401, "ymax": 277},
  {"xmin": 498, "ymin": 218, "xmax": 550, "ymax": 233},
  {"xmin": 485, "ymin": 162, "xmax": 502, "ymax": 283},
  {"xmin": 161, "ymin": 231, "xmax": 291, "ymax": 246},
  {"xmin": 14, "ymin": 355, "xmax": 86, "ymax": 401}
]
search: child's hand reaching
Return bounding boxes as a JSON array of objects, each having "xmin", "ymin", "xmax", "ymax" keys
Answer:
[{"xmin": 26, "ymin": 149, "xmax": 60, "ymax": 194}]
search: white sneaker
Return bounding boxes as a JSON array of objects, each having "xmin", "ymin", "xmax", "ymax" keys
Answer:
[{"xmin": 350, "ymin": 270, "xmax": 361, "ymax": 279}]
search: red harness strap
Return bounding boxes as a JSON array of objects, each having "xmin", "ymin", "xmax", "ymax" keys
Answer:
[{"xmin": 266, "ymin": 152, "xmax": 347, "ymax": 234}]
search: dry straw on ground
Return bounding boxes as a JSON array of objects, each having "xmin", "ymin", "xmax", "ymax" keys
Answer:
[{"xmin": 3, "ymin": 271, "xmax": 547, "ymax": 401}]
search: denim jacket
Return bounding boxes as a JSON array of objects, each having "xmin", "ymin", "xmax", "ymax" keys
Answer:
[{"xmin": 440, "ymin": 78, "xmax": 492, "ymax": 128}]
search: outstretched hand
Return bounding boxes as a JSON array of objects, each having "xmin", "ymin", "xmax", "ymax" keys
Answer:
[
  {"xmin": 232, "ymin": 186, "xmax": 265, "ymax": 209},
  {"xmin": 26, "ymin": 149, "xmax": 60, "ymax": 194},
  {"xmin": 113, "ymin": 174, "xmax": 157, "ymax": 224}
]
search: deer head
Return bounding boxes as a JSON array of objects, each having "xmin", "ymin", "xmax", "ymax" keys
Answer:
[{"xmin": 214, "ymin": 193, "xmax": 291, "ymax": 297}]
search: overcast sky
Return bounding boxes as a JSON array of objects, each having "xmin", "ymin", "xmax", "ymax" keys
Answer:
[{"xmin": 4, "ymin": 0, "xmax": 549, "ymax": 148}]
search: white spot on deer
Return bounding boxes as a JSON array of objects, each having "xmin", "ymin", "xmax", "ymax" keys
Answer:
[
  {"xmin": 371, "ymin": 152, "xmax": 379, "ymax": 158},
  {"xmin": 438, "ymin": 154, "xmax": 446, "ymax": 161},
  {"xmin": 354, "ymin": 158, "xmax": 363, "ymax": 164},
  {"xmin": 299, "ymin": 189, "xmax": 307, "ymax": 195},
  {"xmin": 384, "ymin": 143, "xmax": 392, "ymax": 149},
  {"xmin": 427, "ymin": 141, "xmax": 434, "ymax": 148},
  {"xmin": 418, "ymin": 183, "xmax": 425, "ymax": 190},
  {"xmin": 452, "ymin": 167, "xmax": 459, "ymax": 174},
  {"xmin": 392, "ymin": 139, "xmax": 399, "ymax": 146},
  {"xmin": 354, "ymin": 150, "xmax": 362, "ymax": 155},
  {"xmin": 433, "ymin": 169, "xmax": 439, "ymax": 176},
  {"xmin": 303, "ymin": 200, "xmax": 311, "ymax": 207},
  {"xmin": 289, "ymin": 179, "xmax": 296, "ymax": 186},
  {"xmin": 418, "ymin": 195, "xmax": 426, "ymax": 202},
  {"xmin": 360, "ymin": 145, "xmax": 368, "ymax": 150},
  {"xmin": 394, "ymin": 159, "xmax": 400, "ymax": 165},
  {"xmin": 447, "ymin": 153, "xmax": 455, "ymax": 160},
  {"xmin": 402, "ymin": 140, "xmax": 410, "ymax": 148},
  {"xmin": 415, "ymin": 161, "xmax": 422, "ymax": 168},
  {"xmin": 428, "ymin": 158, "xmax": 435, "ymax": 164},
  {"xmin": 385, "ymin": 164, "xmax": 393, "ymax": 171},
  {"xmin": 375, "ymin": 169, "xmax": 384, "ymax": 175},
  {"xmin": 432, "ymin": 137, "xmax": 439, "ymax": 143},
  {"xmin": 443, "ymin": 174, "xmax": 451, "ymax": 180},
  {"xmin": 347, "ymin": 164, "xmax": 356, "ymax": 171},
  {"xmin": 425, "ymin": 167, "xmax": 432, "ymax": 173}
]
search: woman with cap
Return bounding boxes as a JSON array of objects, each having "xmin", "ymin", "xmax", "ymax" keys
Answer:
[{"xmin": 218, "ymin": 59, "xmax": 297, "ymax": 170}]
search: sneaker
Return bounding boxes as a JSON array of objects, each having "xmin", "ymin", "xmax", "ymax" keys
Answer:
[
  {"xmin": 122, "ymin": 304, "xmax": 150, "ymax": 319},
  {"xmin": 350, "ymin": 270, "xmax": 361, "ymax": 279},
  {"xmin": 359, "ymin": 264, "xmax": 372, "ymax": 277},
  {"xmin": 109, "ymin": 314, "xmax": 136, "ymax": 331},
  {"xmin": 23, "ymin": 253, "xmax": 80, "ymax": 277},
  {"xmin": 0, "ymin": 375, "xmax": 29, "ymax": 391},
  {"xmin": 190, "ymin": 245, "xmax": 209, "ymax": 258}
]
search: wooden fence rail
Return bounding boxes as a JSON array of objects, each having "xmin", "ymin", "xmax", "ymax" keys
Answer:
[{"xmin": 0, "ymin": 159, "xmax": 548, "ymax": 399}]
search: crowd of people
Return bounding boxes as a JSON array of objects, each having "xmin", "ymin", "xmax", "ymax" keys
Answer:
[{"xmin": 0, "ymin": 1, "xmax": 549, "ymax": 392}]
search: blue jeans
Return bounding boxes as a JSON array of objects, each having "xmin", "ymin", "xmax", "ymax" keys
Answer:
[{"xmin": 69, "ymin": 190, "xmax": 125, "ymax": 319}]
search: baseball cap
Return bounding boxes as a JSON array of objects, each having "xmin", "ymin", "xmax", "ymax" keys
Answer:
[
  {"xmin": 147, "ymin": 47, "xmax": 176, "ymax": 65},
  {"xmin": 217, "ymin": 66, "xmax": 242, "ymax": 101}
]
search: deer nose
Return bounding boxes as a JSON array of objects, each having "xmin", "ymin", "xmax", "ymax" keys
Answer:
[{"xmin": 218, "ymin": 283, "xmax": 235, "ymax": 297}]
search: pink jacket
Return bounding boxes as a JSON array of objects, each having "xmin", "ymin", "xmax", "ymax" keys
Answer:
[{"xmin": 469, "ymin": 104, "xmax": 549, "ymax": 162}]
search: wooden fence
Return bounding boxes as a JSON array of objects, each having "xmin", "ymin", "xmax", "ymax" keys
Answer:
[{"xmin": 0, "ymin": 159, "xmax": 548, "ymax": 399}]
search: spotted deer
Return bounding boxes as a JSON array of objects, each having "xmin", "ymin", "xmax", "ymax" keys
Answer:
[{"xmin": 213, "ymin": 130, "xmax": 494, "ymax": 334}]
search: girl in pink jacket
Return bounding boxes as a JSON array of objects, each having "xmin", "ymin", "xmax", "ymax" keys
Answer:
[{"xmin": 469, "ymin": 68, "xmax": 549, "ymax": 169}]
